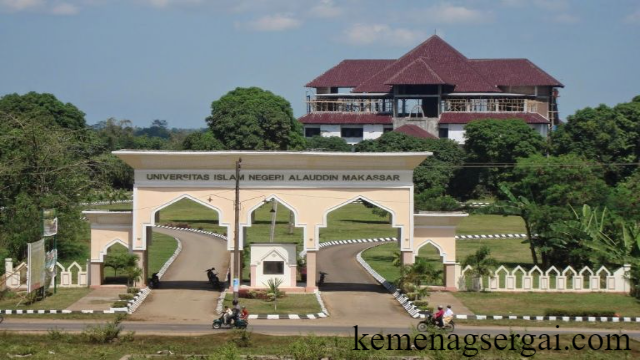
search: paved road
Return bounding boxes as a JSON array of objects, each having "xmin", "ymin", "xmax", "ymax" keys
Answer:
[
  {"xmin": 317, "ymin": 242, "xmax": 408, "ymax": 327},
  {"xmin": 130, "ymin": 228, "xmax": 229, "ymax": 323},
  {"xmin": 2, "ymin": 319, "xmax": 638, "ymax": 340}
]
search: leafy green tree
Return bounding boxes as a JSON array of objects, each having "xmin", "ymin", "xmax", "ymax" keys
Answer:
[
  {"xmin": 502, "ymin": 154, "xmax": 609, "ymax": 267},
  {"xmin": 0, "ymin": 113, "xmax": 92, "ymax": 260},
  {"xmin": 459, "ymin": 119, "xmax": 546, "ymax": 197},
  {"xmin": 182, "ymin": 130, "xmax": 224, "ymax": 150},
  {"xmin": 206, "ymin": 87, "xmax": 305, "ymax": 150},
  {"xmin": 462, "ymin": 246, "xmax": 498, "ymax": 290},
  {"xmin": 304, "ymin": 135, "xmax": 352, "ymax": 152},
  {"xmin": 551, "ymin": 97, "xmax": 640, "ymax": 184},
  {"xmin": 0, "ymin": 92, "xmax": 86, "ymax": 130},
  {"xmin": 607, "ymin": 170, "xmax": 640, "ymax": 222},
  {"xmin": 355, "ymin": 132, "xmax": 465, "ymax": 207},
  {"xmin": 135, "ymin": 119, "xmax": 171, "ymax": 139}
]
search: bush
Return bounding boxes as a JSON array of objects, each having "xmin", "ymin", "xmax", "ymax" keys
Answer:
[
  {"xmin": 231, "ymin": 329, "xmax": 252, "ymax": 348},
  {"xmin": 127, "ymin": 287, "xmax": 140, "ymax": 294},
  {"xmin": 119, "ymin": 294, "xmax": 134, "ymax": 301},
  {"xmin": 81, "ymin": 315, "xmax": 125, "ymax": 343},
  {"xmin": 112, "ymin": 300, "xmax": 129, "ymax": 308},
  {"xmin": 413, "ymin": 300, "xmax": 429, "ymax": 307},
  {"xmin": 543, "ymin": 309, "xmax": 616, "ymax": 317},
  {"xmin": 288, "ymin": 335, "xmax": 327, "ymax": 360}
]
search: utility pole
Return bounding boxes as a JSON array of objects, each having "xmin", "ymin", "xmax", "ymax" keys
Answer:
[{"xmin": 233, "ymin": 158, "xmax": 242, "ymax": 302}]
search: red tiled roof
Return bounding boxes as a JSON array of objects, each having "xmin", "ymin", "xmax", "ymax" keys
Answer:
[
  {"xmin": 354, "ymin": 36, "xmax": 500, "ymax": 93},
  {"xmin": 393, "ymin": 124, "xmax": 437, "ymax": 139},
  {"xmin": 439, "ymin": 112, "xmax": 550, "ymax": 124},
  {"xmin": 469, "ymin": 59, "xmax": 564, "ymax": 87},
  {"xmin": 305, "ymin": 60, "xmax": 395, "ymax": 88},
  {"xmin": 384, "ymin": 58, "xmax": 446, "ymax": 85},
  {"xmin": 307, "ymin": 35, "xmax": 562, "ymax": 93},
  {"xmin": 298, "ymin": 113, "xmax": 392, "ymax": 125}
]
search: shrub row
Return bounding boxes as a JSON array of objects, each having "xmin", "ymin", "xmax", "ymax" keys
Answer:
[{"xmin": 543, "ymin": 309, "xmax": 617, "ymax": 317}]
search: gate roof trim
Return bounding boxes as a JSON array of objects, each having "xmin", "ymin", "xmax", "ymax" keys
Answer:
[{"xmin": 113, "ymin": 150, "xmax": 431, "ymax": 171}]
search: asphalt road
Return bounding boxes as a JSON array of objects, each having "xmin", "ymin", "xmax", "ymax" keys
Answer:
[
  {"xmin": 317, "ymin": 242, "xmax": 411, "ymax": 327},
  {"xmin": 129, "ymin": 228, "xmax": 229, "ymax": 322}
]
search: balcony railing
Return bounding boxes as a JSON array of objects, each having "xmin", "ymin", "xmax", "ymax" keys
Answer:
[
  {"xmin": 307, "ymin": 98, "xmax": 393, "ymax": 114},
  {"xmin": 443, "ymin": 98, "xmax": 542, "ymax": 113}
]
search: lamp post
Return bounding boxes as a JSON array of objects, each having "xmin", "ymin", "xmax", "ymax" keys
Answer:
[{"xmin": 233, "ymin": 158, "xmax": 242, "ymax": 301}]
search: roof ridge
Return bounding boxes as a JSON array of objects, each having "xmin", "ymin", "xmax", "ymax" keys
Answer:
[{"xmin": 469, "ymin": 58, "xmax": 529, "ymax": 61}]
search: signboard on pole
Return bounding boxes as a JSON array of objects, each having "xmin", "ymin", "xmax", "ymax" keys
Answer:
[
  {"xmin": 43, "ymin": 209, "xmax": 58, "ymax": 237},
  {"xmin": 233, "ymin": 278, "xmax": 239, "ymax": 292},
  {"xmin": 27, "ymin": 239, "xmax": 46, "ymax": 293},
  {"xmin": 45, "ymin": 248, "xmax": 58, "ymax": 290}
]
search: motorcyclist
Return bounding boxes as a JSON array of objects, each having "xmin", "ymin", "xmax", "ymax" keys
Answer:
[
  {"xmin": 240, "ymin": 306, "xmax": 249, "ymax": 320},
  {"xmin": 222, "ymin": 306, "xmax": 233, "ymax": 325},
  {"xmin": 232, "ymin": 300, "xmax": 241, "ymax": 324},
  {"xmin": 434, "ymin": 305, "xmax": 445, "ymax": 328},
  {"xmin": 443, "ymin": 305, "xmax": 454, "ymax": 325}
]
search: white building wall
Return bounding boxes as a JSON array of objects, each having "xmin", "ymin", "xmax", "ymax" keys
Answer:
[
  {"xmin": 320, "ymin": 125, "xmax": 341, "ymax": 138},
  {"xmin": 250, "ymin": 244, "xmax": 297, "ymax": 288},
  {"xmin": 530, "ymin": 124, "xmax": 548, "ymax": 138},
  {"xmin": 448, "ymin": 124, "xmax": 466, "ymax": 144},
  {"xmin": 363, "ymin": 124, "xmax": 384, "ymax": 140}
]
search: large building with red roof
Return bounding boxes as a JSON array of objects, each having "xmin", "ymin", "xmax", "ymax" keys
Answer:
[{"xmin": 300, "ymin": 35, "xmax": 563, "ymax": 144}]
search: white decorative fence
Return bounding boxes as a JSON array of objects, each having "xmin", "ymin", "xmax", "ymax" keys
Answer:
[
  {"xmin": 3, "ymin": 258, "xmax": 88, "ymax": 290},
  {"xmin": 458, "ymin": 264, "xmax": 631, "ymax": 293}
]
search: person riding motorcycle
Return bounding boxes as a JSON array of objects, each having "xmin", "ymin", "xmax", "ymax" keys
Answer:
[
  {"xmin": 434, "ymin": 305, "xmax": 445, "ymax": 328},
  {"xmin": 222, "ymin": 306, "xmax": 233, "ymax": 325},
  {"xmin": 240, "ymin": 306, "xmax": 249, "ymax": 320},
  {"xmin": 443, "ymin": 305, "xmax": 454, "ymax": 325}
]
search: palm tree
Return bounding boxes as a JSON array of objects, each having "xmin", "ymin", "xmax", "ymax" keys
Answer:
[
  {"xmin": 391, "ymin": 251, "xmax": 402, "ymax": 268},
  {"xmin": 462, "ymin": 246, "xmax": 498, "ymax": 291}
]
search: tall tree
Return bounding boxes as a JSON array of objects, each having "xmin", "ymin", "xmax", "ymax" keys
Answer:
[
  {"xmin": 551, "ymin": 96, "xmax": 640, "ymax": 184},
  {"xmin": 304, "ymin": 135, "xmax": 352, "ymax": 152},
  {"xmin": 182, "ymin": 130, "xmax": 224, "ymax": 150},
  {"xmin": 459, "ymin": 119, "xmax": 546, "ymax": 198},
  {"xmin": 0, "ymin": 92, "xmax": 86, "ymax": 130},
  {"xmin": 206, "ymin": 87, "xmax": 305, "ymax": 150}
]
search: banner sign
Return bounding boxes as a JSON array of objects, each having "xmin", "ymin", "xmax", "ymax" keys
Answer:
[
  {"xmin": 27, "ymin": 239, "xmax": 46, "ymax": 293},
  {"xmin": 43, "ymin": 209, "xmax": 58, "ymax": 237},
  {"xmin": 45, "ymin": 249, "xmax": 58, "ymax": 290}
]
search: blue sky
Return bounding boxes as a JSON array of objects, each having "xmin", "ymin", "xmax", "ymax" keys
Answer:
[{"xmin": 1, "ymin": 0, "xmax": 639, "ymax": 128}]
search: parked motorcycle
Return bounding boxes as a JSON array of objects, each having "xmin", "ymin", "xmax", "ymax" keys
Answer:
[
  {"xmin": 205, "ymin": 268, "xmax": 224, "ymax": 290},
  {"xmin": 149, "ymin": 273, "xmax": 160, "ymax": 289},
  {"xmin": 416, "ymin": 311, "xmax": 455, "ymax": 332},
  {"xmin": 317, "ymin": 271, "xmax": 328, "ymax": 286},
  {"xmin": 212, "ymin": 317, "xmax": 248, "ymax": 329}
]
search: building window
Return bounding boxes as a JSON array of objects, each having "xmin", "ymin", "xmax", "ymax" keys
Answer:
[
  {"xmin": 383, "ymin": 126, "xmax": 393, "ymax": 133},
  {"xmin": 438, "ymin": 127, "xmax": 449, "ymax": 139},
  {"xmin": 263, "ymin": 261, "xmax": 284, "ymax": 275},
  {"xmin": 305, "ymin": 127, "xmax": 321, "ymax": 138},
  {"xmin": 341, "ymin": 127, "xmax": 363, "ymax": 138}
]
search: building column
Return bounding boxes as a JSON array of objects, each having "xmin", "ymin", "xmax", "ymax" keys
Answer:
[
  {"xmin": 444, "ymin": 263, "xmax": 460, "ymax": 291},
  {"xmin": 401, "ymin": 251, "xmax": 414, "ymax": 266},
  {"xmin": 134, "ymin": 250, "xmax": 148, "ymax": 287},
  {"xmin": 89, "ymin": 262, "xmax": 104, "ymax": 288},
  {"xmin": 306, "ymin": 251, "xmax": 317, "ymax": 292}
]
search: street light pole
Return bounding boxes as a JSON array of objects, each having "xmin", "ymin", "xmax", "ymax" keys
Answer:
[{"xmin": 233, "ymin": 158, "xmax": 242, "ymax": 301}]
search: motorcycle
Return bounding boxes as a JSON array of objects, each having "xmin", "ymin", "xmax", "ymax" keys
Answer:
[
  {"xmin": 149, "ymin": 273, "xmax": 160, "ymax": 289},
  {"xmin": 212, "ymin": 317, "xmax": 249, "ymax": 329},
  {"xmin": 317, "ymin": 271, "xmax": 328, "ymax": 286},
  {"xmin": 205, "ymin": 268, "xmax": 224, "ymax": 291},
  {"xmin": 417, "ymin": 311, "xmax": 455, "ymax": 332}
]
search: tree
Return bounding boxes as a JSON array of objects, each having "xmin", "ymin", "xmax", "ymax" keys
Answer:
[
  {"xmin": 304, "ymin": 135, "xmax": 352, "ymax": 152},
  {"xmin": 462, "ymin": 246, "xmax": 498, "ymax": 291},
  {"xmin": 355, "ymin": 132, "xmax": 465, "ymax": 207},
  {"xmin": 502, "ymin": 154, "xmax": 610, "ymax": 267},
  {"xmin": 0, "ymin": 92, "xmax": 86, "ymax": 130},
  {"xmin": 135, "ymin": 119, "xmax": 171, "ymax": 139},
  {"xmin": 206, "ymin": 87, "xmax": 305, "ymax": 150},
  {"xmin": 182, "ymin": 130, "xmax": 224, "ymax": 150},
  {"xmin": 0, "ymin": 113, "xmax": 93, "ymax": 260},
  {"xmin": 551, "ymin": 97, "xmax": 640, "ymax": 184},
  {"xmin": 607, "ymin": 170, "xmax": 640, "ymax": 222},
  {"xmin": 460, "ymin": 119, "xmax": 546, "ymax": 197}
]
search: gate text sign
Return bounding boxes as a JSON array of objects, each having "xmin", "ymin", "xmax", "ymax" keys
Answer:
[{"xmin": 136, "ymin": 170, "xmax": 411, "ymax": 187}]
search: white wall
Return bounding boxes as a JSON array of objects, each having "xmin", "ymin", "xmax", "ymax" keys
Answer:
[
  {"xmin": 320, "ymin": 125, "xmax": 341, "ymax": 138},
  {"xmin": 447, "ymin": 124, "xmax": 466, "ymax": 144},
  {"xmin": 250, "ymin": 244, "xmax": 297, "ymax": 288},
  {"xmin": 530, "ymin": 124, "xmax": 548, "ymax": 138},
  {"xmin": 363, "ymin": 124, "xmax": 384, "ymax": 140}
]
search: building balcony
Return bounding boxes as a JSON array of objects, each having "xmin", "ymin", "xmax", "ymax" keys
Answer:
[
  {"xmin": 306, "ymin": 98, "xmax": 393, "ymax": 114},
  {"xmin": 442, "ymin": 98, "xmax": 545, "ymax": 114}
]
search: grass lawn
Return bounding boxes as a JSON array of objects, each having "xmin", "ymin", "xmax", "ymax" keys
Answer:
[
  {"xmin": 148, "ymin": 233, "xmax": 178, "ymax": 275},
  {"xmin": 0, "ymin": 331, "xmax": 637, "ymax": 359},
  {"xmin": 223, "ymin": 293, "xmax": 321, "ymax": 315},
  {"xmin": 453, "ymin": 292, "xmax": 640, "ymax": 316},
  {"xmin": 456, "ymin": 214, "xmax": 525, "ymax": 235},
  {"xmin": 362, "ymin": 238, "xmax": 534, "ymax": 283},
  {"xmin": 0, "ymin": 288, "xmax": 91, "ymax": 310}
]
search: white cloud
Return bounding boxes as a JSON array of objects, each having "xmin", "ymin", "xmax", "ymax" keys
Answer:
[
  {"xmin": 51, "ymin": 2, "xmax": 78, "ymax": 15},
  {"xmin": 240, "ymin": 13, "xmax": 302, "ymax": 32},
  {"xmin": 0, "ymin": 0, "xmax": 45, "ymax": 11},
  {"xmin": 625, "ymin": 9, "xmax": 640, "ymax": 24},
  {"xmin": 343, "ymin": 23, "xmax": 426, "ymax": 47},
  {"xmin": 412, "ymin": 3, "xmax": 493, "ymax": 24},
  {"xmin": 140, "ymin": 0, "xmax": 204, "ymax": 9},
  {"xmin": 309, "ymin": 0, "xmax": 342, "ymax": 18},
  {"xmin": 553, "ymin": 13, "xmax": 579, "ymax": 24}
]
